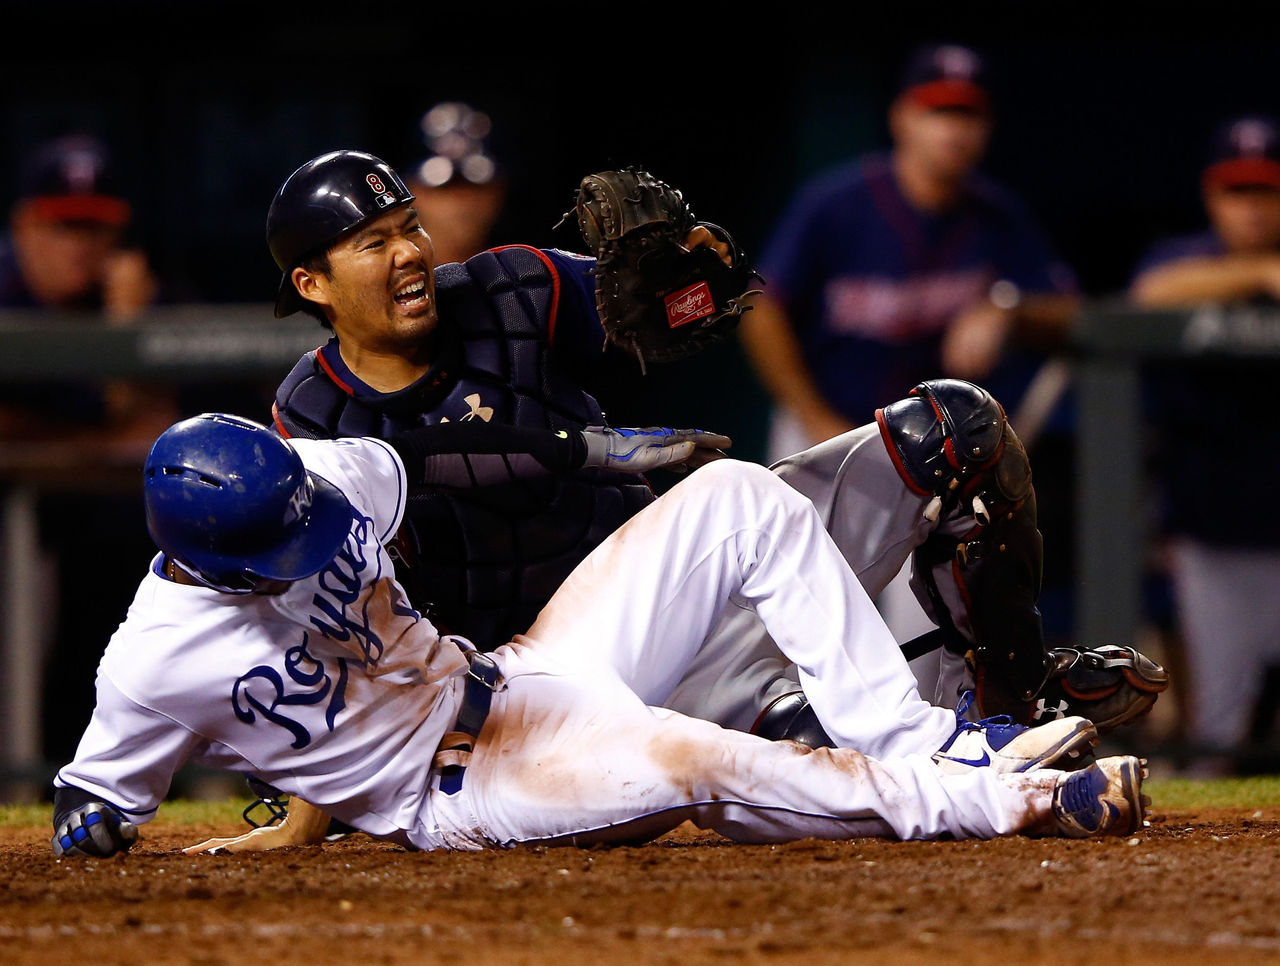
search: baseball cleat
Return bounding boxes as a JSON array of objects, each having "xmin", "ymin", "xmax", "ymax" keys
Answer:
[
  {"xmin": 933, "ymin": 691, "xmax": 1099, "ymax": 775},
  {"xmin": 1049, "ymin": 755, "xmax": 1150, "ymax": 838}
]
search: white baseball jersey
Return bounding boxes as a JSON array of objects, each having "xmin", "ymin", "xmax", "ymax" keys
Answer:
[
  {"xmin": 55, "ymin": 437, "xmax": 469, "ymax": 846},
  {"xmin": 58, "ymin": 440, "xmax": 1062, "ymax": 850}
]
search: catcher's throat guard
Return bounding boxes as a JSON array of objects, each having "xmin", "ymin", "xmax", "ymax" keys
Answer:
[{"xmin": 564, "ymin": 167, "xmax": 763, "ymax": 371}]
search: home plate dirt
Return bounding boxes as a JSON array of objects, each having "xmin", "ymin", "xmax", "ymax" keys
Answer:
[{"xmin": 3, "ymin": 808, "xmax": 1280, "ymax": 965}]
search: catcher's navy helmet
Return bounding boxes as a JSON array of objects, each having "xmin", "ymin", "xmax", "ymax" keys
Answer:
[
  {"xmin": 266, "ymin": 149, "xmax": 416, "ymax": 317},
  {"xmin": 143, "ymin": 413, "xmax": 354, "ymax": 586}
]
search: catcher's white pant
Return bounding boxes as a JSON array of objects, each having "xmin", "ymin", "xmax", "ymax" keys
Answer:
[
  {"xmin": 665, "ymin": 424, "xmax": 974, "ymax": 735},
  {"xmin": 418, "ymin": 460, "xmax": 1059, "ymax": 849}
]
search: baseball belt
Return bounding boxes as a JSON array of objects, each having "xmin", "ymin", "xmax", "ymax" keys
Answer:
[{"xmin": 435, "ymin": 650, "xmax": 504, "ymax": 796}]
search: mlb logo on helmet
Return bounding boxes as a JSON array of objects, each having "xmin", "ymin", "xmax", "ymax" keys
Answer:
[{"xmin": 367, "ymin": 171, "xmax": 401, "ymax": 209}]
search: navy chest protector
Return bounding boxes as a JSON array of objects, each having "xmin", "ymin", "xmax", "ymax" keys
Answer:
[{"xmin": 274, "ymin": 247, "xmax": 654, "ymax": 648}]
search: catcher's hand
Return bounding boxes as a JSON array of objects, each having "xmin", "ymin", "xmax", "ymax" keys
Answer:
[
  {"xmin": 566, "ymin": 167, "xmax": 763, "ymax": 370},
  {"xmin": 51, "ymin": 800, "xmax": 138, "ymax": 858},
  {"xmin": 1032, "ymin": 644, "xmax": 1170, "ymax": 734},
  {"xmin": 581, "ymin": 426, "xmax": 732, "ymax": 474}
]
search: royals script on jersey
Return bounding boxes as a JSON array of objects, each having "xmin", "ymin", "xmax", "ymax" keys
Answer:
[{"xmin": 54, "ymin": 437, "xmax": 470, "ymax": 846}]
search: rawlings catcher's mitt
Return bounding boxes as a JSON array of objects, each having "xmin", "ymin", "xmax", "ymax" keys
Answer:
[{"xmin": 567, "ymin": 168, "xmax": 762, "ymax": 371}]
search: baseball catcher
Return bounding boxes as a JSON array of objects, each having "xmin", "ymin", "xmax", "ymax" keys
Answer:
[
  {"xmin": 663, "ymin": 379, "xmax": 1169, "ymax": 751},
  {"xmin": 565, "ymin": 167, "xmax": 763, "ymax": 372},
  {"xmin": 880, "ymin": 381, "xmax": 1169, "ymax": 731}
]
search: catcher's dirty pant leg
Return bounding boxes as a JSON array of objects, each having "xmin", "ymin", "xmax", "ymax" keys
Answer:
[
  {"xmin": 439, "ymin": 646, "xmax": 1060, "ymax": 847},
  {"xmin": 523, "ymin": 458, "xmax": 957, "ymax": 759}
]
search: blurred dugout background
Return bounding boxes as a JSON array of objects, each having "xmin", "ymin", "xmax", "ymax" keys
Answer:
[{"xmin": 2, "ymin": 1, "xmax": 1279, "ymax": 797}]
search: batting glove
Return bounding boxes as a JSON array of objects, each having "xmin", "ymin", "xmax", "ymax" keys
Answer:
[
  {"xmin": 51, "ymin": 801, "xmax": 139, "ymax": 858},
  {"xmin": 580, "ymin": 426, "xmax": 731, "ymax": 474}
]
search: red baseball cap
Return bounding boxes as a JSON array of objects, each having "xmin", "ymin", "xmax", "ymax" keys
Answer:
[
  {"xmin": 18, "ymin": 134, "xmax": 132, "ymax": 226},
  {"xmin": 1202, "ymin": 116, "xmax": 1280, "ymax": 192},
  {"xmin": 897, "ymin": 43, "xmax": 991, "ymax": 114}
]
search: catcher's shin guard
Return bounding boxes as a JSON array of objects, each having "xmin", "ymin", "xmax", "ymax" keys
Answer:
[
  {"xmin": 1033, "ymin": 644, "xmax": 1170, "ymax": 734},
  {"xmin": 878, "ymin": 379, "xmax": 1051, "ymax": 721}
]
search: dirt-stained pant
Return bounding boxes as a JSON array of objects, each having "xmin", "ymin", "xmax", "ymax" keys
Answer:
[
  {"xmin": 416, "ymin": 459, "xmax": 1059, "ymax": 849},
  {"xmin": 664, "ymin": 424, "xmax": 975, "ymax": 735}
]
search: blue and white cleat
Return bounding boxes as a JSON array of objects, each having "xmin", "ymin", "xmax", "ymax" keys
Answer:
[
  {"xmin": 932, "ymin": 691, "xmax": 1098, "ymax": 775},
  {"xmin": 1050, "ymin": 755, "xmax": 1150, "ymax": 837}
]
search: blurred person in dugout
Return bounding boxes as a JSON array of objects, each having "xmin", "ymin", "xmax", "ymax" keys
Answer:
[
  {"xmin": 401, "ymin": 101, "xmax": 510, "ymax": 264},
  {"xmin": 1128, "ymin": 114, "xmax": 1280, "ymax": 774},
  {"xmin": 0, "ymin": 133, "xmax": 178, "ymax": 768},
  {"xmin": 738, "ymin": 42, "xmax": 1081, "ymax": 644}
]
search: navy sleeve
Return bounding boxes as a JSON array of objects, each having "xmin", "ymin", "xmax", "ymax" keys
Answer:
[
  {"xmin": 541, "ymin": 248, "xmax": 606, "ymax": 355},
  {"xmin": 757, "ymin": 169, "xmax": 848, "ymax": 310}
]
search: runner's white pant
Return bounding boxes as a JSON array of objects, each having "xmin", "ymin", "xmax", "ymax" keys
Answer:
[
  {"xmin": 665, "ymin": 425, "xmax": 975, "ymax": 735},
  {"xmin": 417, "ymin": 460, "xmax": 1058, "ymax": 849}
]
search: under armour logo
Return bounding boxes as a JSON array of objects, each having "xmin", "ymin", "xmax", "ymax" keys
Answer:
[
  {"xmin": 1033, "ymin": 698, "xmax": 1069, "ymax": 721},
  {"xmin": 439, "ymin": 393, "xmax": 494, "ymax": 424}
]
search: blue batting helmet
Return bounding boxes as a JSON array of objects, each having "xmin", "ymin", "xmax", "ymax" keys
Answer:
[
  {"xmin": 266, "ymin": 149, "xmax": 416, "ymax": 318},
  {"xmin": 143, "ymin": 413, "xmax": 354, "ymax": 586}
]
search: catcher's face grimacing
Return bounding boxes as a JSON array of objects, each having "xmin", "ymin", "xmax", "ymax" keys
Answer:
[{"xmin": 291, "ymin": 207, "xmax": 440, "ymax": 362}]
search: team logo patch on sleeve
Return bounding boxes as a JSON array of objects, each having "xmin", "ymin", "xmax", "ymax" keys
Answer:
[{"xmin": 664, "ymin": 281, "xmax": 715, "ymax": 329}]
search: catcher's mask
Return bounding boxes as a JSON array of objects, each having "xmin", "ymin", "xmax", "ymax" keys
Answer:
[
  {"xmin": 143, "ymin": 413, "xmax": 354, "ymax": 589},
  {"xmin": 266, "ymin": 149, "xmax": 416, "ymax": 318}
]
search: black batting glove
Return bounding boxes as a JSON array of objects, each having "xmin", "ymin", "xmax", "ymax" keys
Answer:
[{"xmin": 51, "ymin": 800, "xmax": 139, "ymax": 858}]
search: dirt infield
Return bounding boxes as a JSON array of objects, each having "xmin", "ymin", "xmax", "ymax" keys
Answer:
[{"xmin": 3, "ymin": 805, "xmax": 1280, "ymax": 966}]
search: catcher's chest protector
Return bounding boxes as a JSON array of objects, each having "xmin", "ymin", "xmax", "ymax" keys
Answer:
[{"xmin": 275, "ymin": 247, "xmax": 654, "ymax": 648}]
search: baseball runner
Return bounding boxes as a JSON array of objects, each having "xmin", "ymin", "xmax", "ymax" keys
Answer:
[{"xmin": 50, "ymin": 413, "xmax": 1148, "ymax": 859}]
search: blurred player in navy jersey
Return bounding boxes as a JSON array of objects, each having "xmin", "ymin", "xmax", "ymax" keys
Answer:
[
  {"xmin": 738, "ymin": 42, "xmax": 1081, "ymax": 643},
  {"xmin": 0, "ymin": 133, "xmax": 178, "ymax": 769}
]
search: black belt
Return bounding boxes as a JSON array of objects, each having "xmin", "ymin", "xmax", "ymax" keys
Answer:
[{"xmin": 437, "ymin": 650, "xmax": 503, "ymax": 795}]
